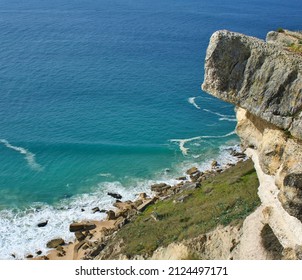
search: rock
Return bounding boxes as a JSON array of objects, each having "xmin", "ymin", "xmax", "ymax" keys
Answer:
[
  {"xmin": 150, "ymin": 212, "xmax": 161, "ymax": 221},
  {"xmin": 133, "ymin": 199, "xmax": 143, "ymax": 208},
  {"xmin": 182, "ymin": 182, "xmax": 199, "ymax": 191},
  {"xmin": 202, "ymin": 30, "xmax": 302, "ymax": 140},
  {"xmin": 138, "ymin": 193, "xmax": 147, "ymax": 200},
  {"xmin": 26, "ymin": 254, "xmax": 33, "ymax": 259},
  {"xmin": 36, "ymin": 250, "xmax": 42, "ymax": 255},
  {"xmin": 46, "ymin": 238, "xmax": 65, "ymax": 248},
  {"xmin": 211, "ymin": 160, "xmax": 219, "ymax": 168},
  {"xmin": 107, "ymin": 192, "xmax": 122, "ymax": 199},
  {"xmin": 177, "ymin": 176, "xmax": 187, "ymax": 181},
  {"xmin": 69, "ymin": 222, "xmax": 96, "ymax": 232},
  {"xmin": 150, "ymin": 183, "xmax": 170, "ymax": 193},
  {"xmin": 186, "ymin": 167, "xmax": 199, "ymax": 176},
  {"xmin": 137, "ymin": 197, "xmax": 158, "ymax": 212},
  {"xmin": 75, "ymin": 231, "xmax": 86, "ymax": 241},
  {"xmin": 90, "ymin": 244, "xmax": 106, "ymax": 257},
  {"xmin": 106, "ymin": 210, "xmax": 116, "ymax": 220},
  {"xmin": 11, "ymin": 254, "xmax": 15, "ymax": 258},
  {"xmin": 190, "ymin": 171, "xmax": 202, "ymax": 182},
  {"xmin": 37, "ymin": 220, "xmax": 48, "ymax": 227},
  {"xmin": 173, "ymin": 194, "xmax": 191, "ymax": 203},
  {"xmin": 114, "ymin": 216, "xmax": 128, "ymax": 229},
  {"xmin": 56, "ymin": 245, "xmax": 65, "ymax": 253},
  {"xmin": 92, "ymin": 207, "xmax": 101, "ymax": 213}
]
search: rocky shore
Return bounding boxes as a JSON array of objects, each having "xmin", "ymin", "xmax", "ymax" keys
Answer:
[{"xmin": 31, "ymin": 148, "xmax": 247, "ymax": 260}]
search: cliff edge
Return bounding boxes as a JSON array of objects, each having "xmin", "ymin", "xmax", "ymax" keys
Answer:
[{"xmin": 202, "ymin": 29, "xmax": 302, "ymax": 259}]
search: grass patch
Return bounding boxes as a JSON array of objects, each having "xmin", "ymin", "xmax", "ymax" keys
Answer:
[
  {"xmin": 114, "ymin": 159, "xmax": 260, "ymax": 257},
  {"xmin": 287, "ymin": 42, "xmax": 302, "ymax": 54}
]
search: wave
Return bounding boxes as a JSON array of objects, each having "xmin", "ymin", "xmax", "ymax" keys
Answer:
[
  {"xmin": 0, "ymin": 138, "xmax": 244, "ymax": 259},
  {"xmin": 170, "ymin": 131, "xmax": 236, "ymax": 156},
  {"xmin": 0, "ymin": 139, "xmax": 43, "ymax": 171},
  {"xmin": 218, "ymin": 117, "xmax": 237, "ymax": 122},
  {"xmin": 188, "ymin": 97, "xmax": 201, "ymax": 109},
  {"xmin": 0, "ymin": 176, "xmax": 179, "ymax": 260},
  {"xmin": 203, "ymin": 108, "xmax": 235, "ymax": 118}
]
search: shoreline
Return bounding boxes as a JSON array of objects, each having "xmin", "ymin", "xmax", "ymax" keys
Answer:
[
  {"xmin": 0, "ymin": 142, "xmax": 243, "ymax": 260},
  {"xmin": 32, "ymin": 147, "xmax": 247, "ymax": 260}
]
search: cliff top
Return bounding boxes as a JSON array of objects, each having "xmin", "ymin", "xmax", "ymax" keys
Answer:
[{"xmin": 202, "ymin": 29, "xmax": 302, "ymax": 140}]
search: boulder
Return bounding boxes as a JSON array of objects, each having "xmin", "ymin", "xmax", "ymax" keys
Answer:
[
  {"xmin": 106, "ymin": 210, "xmax": 116, "ymax": 220},
  {"xmin": 46, "ymin": 238, "xmax": 65, "ymax": 248},
  {"xmin": 75, "ymin": 231, "xmax": 86, "ymax": 241},
  {"xmin": 137, "ymin": 197, "xmax": 158, "ymax": 212},
  {"xmin": 37, "ymin": 220, "xmax": 48, "ymax": 228},
  {"xmin": 138, "ymin": 193, "xmax": 147, "ymax": 200},
  {"xmin": 107, "ymin": 192, "xmax": 122, "ymax": 199},
  {"xmin": 151, "ymin": 183, "xmax": 171, "ymax": 193},
  {"xmin": 186, "ymin": 167, "xmax": 199, "ymax": 176},
  {"xmin": 69, "ymin": 222, "xmax": 96, "ymax": 232},
  {"xmin": 90, "ymin": 244, "xmax": 106, "ymax": 257}
]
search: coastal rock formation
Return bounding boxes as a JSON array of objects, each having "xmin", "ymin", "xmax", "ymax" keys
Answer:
[{"xmin": 202, "ymin": 29, "xmax": 302, "ymax": 259}]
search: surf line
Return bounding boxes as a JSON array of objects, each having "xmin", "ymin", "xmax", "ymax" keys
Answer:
[
  {"xmin": 0, "ymin": 139, "xmax": 43, "ymax": 171},
  {"xmin": 170, "ymin": 131, "xmax": 236, "ymax": 156},
  {"xmin": 188, "ymin": 97, "xmax": 201, "ymax": 109}
]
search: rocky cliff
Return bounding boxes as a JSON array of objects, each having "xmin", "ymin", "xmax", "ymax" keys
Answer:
[{"xmin": 202, "ymin": 29, "xmax": 302, "ymax": 259}]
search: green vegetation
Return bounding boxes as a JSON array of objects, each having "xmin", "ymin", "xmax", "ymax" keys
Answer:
[
  {"xmin": 287, "ymin": 42, "xmax": 302, "ymax": 54},
  {"xmin": 114, "ymin": 159, "xmax": 260, "ymax": 257},
  {"xmin": 277, "ymin": 27, "xmax": 285, "ymax": 33}
]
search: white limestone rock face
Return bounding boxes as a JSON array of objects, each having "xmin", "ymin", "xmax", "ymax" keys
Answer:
[{"xmin": 202, "ymin": 30, "xmax": 302, "ymax": 259}]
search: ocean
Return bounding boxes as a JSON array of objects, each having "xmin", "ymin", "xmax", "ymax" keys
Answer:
[{"xmin": 0, "ymin": 0, "xmax": 301, "ymax": 259}]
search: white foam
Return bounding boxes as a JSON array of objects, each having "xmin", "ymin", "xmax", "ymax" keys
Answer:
[
  {"xmin": 97, "ymin": 173, "xmax": 113, "ymax": 177},
  {"xmin": 0, "ymin": 180, "xmax": 155, "ymax": 260},
  {"xmin": 203, "ymin": 108, "xmax": 235, "ymax": 119},
  {"xmin": 170, "ymin": 131, "xmax": 236, "ymax": 156},
  {"xmin": 0, "ymin": 139, "xmax": 43, "ymax": 171},
  {"xmin": 0, "ymin": 139, "xmax": 244, "ymax": 260},
  {"xmin": 218, "ymin": 117, "xmax": 237, "ymax": 122},
  {"xmin": 188, "ymin": 97, "xmax": 201, "ymax": 109}
]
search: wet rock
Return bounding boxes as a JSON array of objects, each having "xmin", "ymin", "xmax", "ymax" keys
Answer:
[
  {"xmin": 92, "ymin": 207, "xmax": 101, "ymax": 213},
  {"xmin": 46, "ymin": 238, "xmax": 65, "ymax": 248},
  {"xmin": 177, "ymin": 176, "xmax": 187, "ymax": 181},
  {"xmin": 26, "ymin": 254, "xmax": 33, "ymax": 259},
  {"xmin": 36, "ymin": 250, "xmax": 42, "ymax": 255},
  {"xmin": 107, "ymin": 192, "xmax": 122, "ymax": 200},
  {"xmin": 69, "ymin": 222, "xmax": 96, "ymax": 232},
  {"xmin": 37, "ymin": 220, "xmax": 48, "ymax": 227},
  {"xmin": 211, "ymin": 160, "xmax": 219, "ymax": 168},
  {"xmin": 186, "ymin": 167, "xmax": 199, "ymax": 176}
]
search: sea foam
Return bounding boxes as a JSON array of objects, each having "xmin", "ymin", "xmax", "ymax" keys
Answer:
[
  {"xmin": 170, "ymin": 131, "xmax": 236, "ymax": 156},
  {"xmin": 0, "ymin": 139, "xmax": 43, "ymax": 171}
]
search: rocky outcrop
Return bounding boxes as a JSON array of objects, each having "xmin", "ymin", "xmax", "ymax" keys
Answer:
[
  {"xmin": 202, "ymin": 30, "xmax": 302, "ymax": 139},
  {"xmin": 202, "ymin": 29, "xmax": 302, "ymax": 259}
]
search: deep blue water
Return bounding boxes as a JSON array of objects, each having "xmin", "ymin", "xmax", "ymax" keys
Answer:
[{"xmin": 0, "ymin": 0, "xmax": 301, "ymax": 258}]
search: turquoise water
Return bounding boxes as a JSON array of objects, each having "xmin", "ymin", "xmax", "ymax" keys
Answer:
[{"xmin": 0, "ymin": 0, "xmax": 301, "ymax": 259}]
